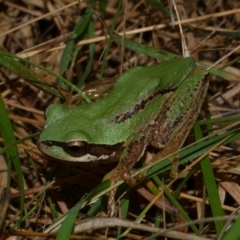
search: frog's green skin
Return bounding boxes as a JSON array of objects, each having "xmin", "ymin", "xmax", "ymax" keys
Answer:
[
  {"xmin": 39, "ymin": 57, "xmax": 207, "ymax": 161},
  {"xmin": 39, "ymin": 57, "xmax": 208, "ymax": 212}
]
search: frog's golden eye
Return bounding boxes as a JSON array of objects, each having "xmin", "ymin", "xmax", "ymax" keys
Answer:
[{"xmin": 65, "ymin": 141, "xmax": 87, "ymax": 157}]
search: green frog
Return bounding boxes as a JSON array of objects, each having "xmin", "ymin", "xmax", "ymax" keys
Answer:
[{"xmin": 39, "ymin": 57, "xmax": 208, "ymax": 213}]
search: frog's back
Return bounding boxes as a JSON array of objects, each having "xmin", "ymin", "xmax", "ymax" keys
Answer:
[{"xmin": 42, "ymin": 57, "xmax": 195, "ymax": 145}]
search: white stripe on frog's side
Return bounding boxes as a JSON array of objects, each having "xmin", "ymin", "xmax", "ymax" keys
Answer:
[{"xmin": 78, "ymin": 152, "xmax": 116, "ymax": 162}]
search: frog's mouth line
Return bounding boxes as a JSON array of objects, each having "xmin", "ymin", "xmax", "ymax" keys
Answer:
[
  {"xmin": 113, "ymin": 87, "xmax": 176, "ymax": 124},
  {"xmin": 39, "ymin": 141, "xmax": 122, "ymax": 163}
]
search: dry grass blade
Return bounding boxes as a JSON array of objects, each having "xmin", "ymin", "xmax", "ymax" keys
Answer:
[{"xmin": 0, "ymin": 1, "xmax": 240, "ymax": 239}]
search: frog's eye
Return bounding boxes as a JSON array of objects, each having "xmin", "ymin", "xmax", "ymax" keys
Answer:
[{"xmin": 65, "ymin": 141, "xmax": 87, "ymax": 157}]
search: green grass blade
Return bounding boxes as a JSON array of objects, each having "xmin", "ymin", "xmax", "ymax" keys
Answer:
[
  {"xmin": 147, "ymin": 0, "xmax": 170, "ymax": 16},
  {"xmin": 56, "ymin": 195, "xmax": 88, "ymax": 240},
  {"xmin": 222, "ymin": 216, "xmax": 240, "ymax": 240},
  {"xmin": 98, "ymin": 0, "xmax": 107, "ymax": 18},
  {"xmin": 112, "ymin": 33, "xmax": 239, "ymax": 81},
  {"xmin": 194, "ymin": 121, "xmax": 225, "ymax": 235},
  {"xmin": 153, "ymin": 177, "xmax": 201, "ymax": 235},
  {"xmin": 85, "ymin": 196, "xmax": 108, "ymax": 218},
  {"xmin": 0, "ymin": 97, "xmax": 24, "ymax": 217},
  {"xmin": 59, "ymin": 8, "xmax": 92, "ymax": 82},
  {"xmin": 0, "ymin": 49, "xmax": 61, "ymax": 97},
  {"xmin": 146, "ymin": 124, "xmax": 240, "ymax": 179},
  {"xmin": 10, "ymin": 194, "xmax": 45, "ymax": 230},
  {"xmin": 0, "ymin": 133, "xmax": 39, "ymax": 155},
  {"xmin": 77, "ymin": 18, "xmax": 95, "ymax": 87},
  {"xmin": 0, "ymin": 49, "xmax": 90, "ymax": 102},
  {"xmin": 99, "ymin": 0, "xmax": 122, "ymax": 80}
]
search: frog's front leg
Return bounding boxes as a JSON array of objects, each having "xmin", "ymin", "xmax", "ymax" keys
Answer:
[{"xmin": 107, "ymin": 134, "xmax": 147, "ymax": 215}]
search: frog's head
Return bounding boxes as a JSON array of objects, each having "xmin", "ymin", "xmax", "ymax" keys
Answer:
[{"xmin": 39, "ymin": 100, "xmax": 126, "ymax": 163}]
